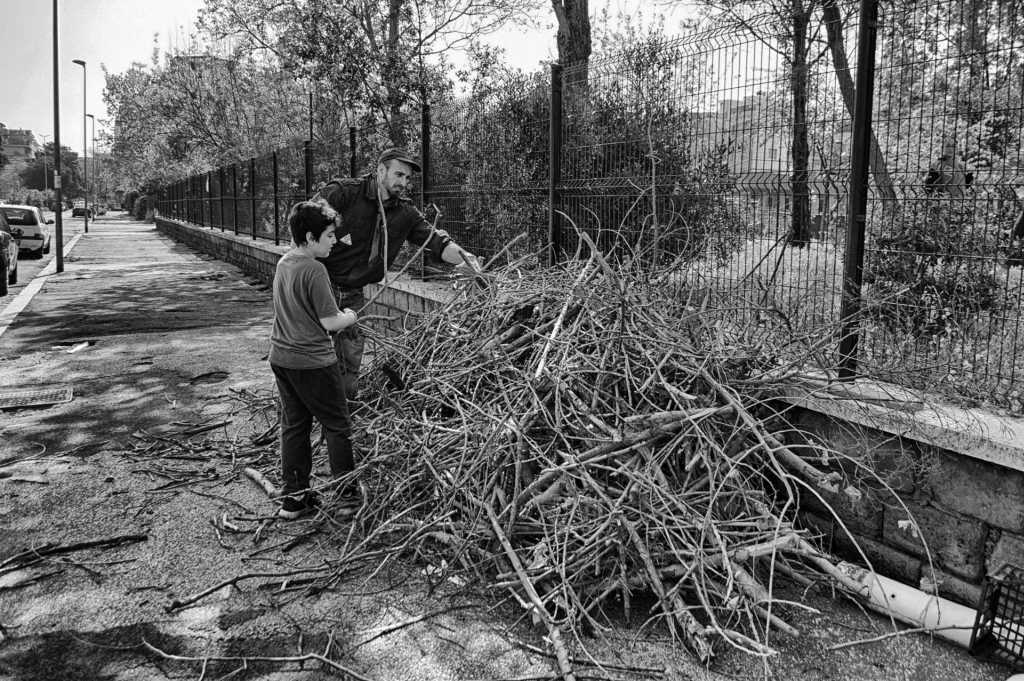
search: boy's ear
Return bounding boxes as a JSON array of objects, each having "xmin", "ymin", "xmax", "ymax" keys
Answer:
[{"xmin": 304, "ymin": 231, "xmax": 315, "ymax": 245}]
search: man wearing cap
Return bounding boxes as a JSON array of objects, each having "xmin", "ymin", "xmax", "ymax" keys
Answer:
[{"xmin": 314, "ymin": 147, "xmax": 480, "ymax": 400}]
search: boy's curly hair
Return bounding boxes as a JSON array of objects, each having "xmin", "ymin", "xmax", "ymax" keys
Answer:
[{"xmin": 287, "ymin": 199, "xmax": 339, "ymax": 245}]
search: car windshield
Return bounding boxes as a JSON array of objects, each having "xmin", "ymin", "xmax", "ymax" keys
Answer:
[{"xmin": 1, "ymin": 208, "xmax": 37, "ymax": 226}]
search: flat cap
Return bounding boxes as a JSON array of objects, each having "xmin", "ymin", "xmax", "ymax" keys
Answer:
[{"xmin": 377, "ymin": 148, "xmax": 421, "ymax": 172}]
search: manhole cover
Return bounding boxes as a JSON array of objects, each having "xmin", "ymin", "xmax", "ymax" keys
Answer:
[{"xmin": 0, "ymin": 388, "xmax": 74, "ymax": 410}]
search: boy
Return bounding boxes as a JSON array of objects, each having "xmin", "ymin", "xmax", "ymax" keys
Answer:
[{"xmin": 270, "ymin": 200, "xmax": 359, "ymax": 519}]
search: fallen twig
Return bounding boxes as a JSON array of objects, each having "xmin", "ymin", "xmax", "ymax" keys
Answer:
[
  {"xmin": 0, "ymin": 534, "xmax": 148, "ymax": 574},
  {"xmin": 141, "ymin": 639, "xmax": 373, "ymax": 680}
]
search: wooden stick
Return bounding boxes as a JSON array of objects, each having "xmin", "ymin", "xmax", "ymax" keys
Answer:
[
  {"xmin": 0, "ymin": 534, "xmax": 148, "ymax": 572},
  {"xmin": 141, "ymin": 639, "xmax": 373, "ymax": 681},
  {"xmin": 165, "ymin": 567, "xmax": 330, "ymax": 612},
  {"xmin": 485, "ymin": 504, "xmax": 577, "ymax": 681},
  {"xmin": 242, "ymin": 467, "xmax": 279, "ymax": 498}
]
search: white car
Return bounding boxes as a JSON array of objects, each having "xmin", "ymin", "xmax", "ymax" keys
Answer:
[
  {"xmin": 0, "ymin": 210, "xmax": 18, "ymax": 296},
  {"xmin": 0, "ymin": 204, "xmax": 52, "ymax": 259}
]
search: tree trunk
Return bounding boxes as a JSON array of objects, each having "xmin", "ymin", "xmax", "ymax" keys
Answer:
[
  {"xmin": 789, "ymin": 3, "xmax": 812, "ymax": 246},
  {"xmin": 822, "ymin": 0, "xmax": 897, "ymax": 204},
  {"xmin": 551, "ymin": 0, "xmax": 591, "ymax": 94}
]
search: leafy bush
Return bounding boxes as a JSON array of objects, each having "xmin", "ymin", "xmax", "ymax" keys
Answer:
[
  {"xmin": 863, "ymin": 199, "xmax": 1003, "ymax": 336},
  {"xmin": 132, "ymin": 194, "xmax": 153, "ymax": 221},
  {"xmin": 123, "ymin": 190, "xmax": 140, "ymax": 213}
]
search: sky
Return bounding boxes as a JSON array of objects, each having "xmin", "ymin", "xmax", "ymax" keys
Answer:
[{"xmin": 0, "ymin": 0, "xmax": 691, "ymax": 156}]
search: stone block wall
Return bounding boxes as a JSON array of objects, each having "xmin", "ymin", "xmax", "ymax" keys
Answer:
[{"xmin": 786, "ymin": 407, "xmax": 1024, "ymax": 607}]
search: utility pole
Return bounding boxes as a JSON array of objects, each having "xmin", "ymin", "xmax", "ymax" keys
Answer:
[{"xmin": 52, "ymin": 0, "xmax": 64, "ymax": 273}]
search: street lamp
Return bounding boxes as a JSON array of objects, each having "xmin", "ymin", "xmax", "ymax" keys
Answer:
[
  {"xmin": 52, "ymin": 0, "xmax": 64, "ymax": 273},
  {"xmin": 72, "ymin": 57, "xmax": 87, "ymax": 233},
  {"xmin": 86, "ymin": 113, "xmax": 95, "ymax": 217}
]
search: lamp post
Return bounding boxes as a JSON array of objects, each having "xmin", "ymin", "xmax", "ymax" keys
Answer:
[
  {"xmin": 86, "ymin": 113, "xmax": 95, "ymax": 218},
  {"xmin": 72, "ymin": 58, "xmax": 87, "ymax": 233},
  {"xmin": 52, "ymin": 0, "xmax": 64, "ymax": 273}
]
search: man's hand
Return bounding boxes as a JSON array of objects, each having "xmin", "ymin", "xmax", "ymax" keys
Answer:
[
  {"xmin": 458, "ymin": 251, "xmax": 482, "ymax": 273},
  {"xmin": 442, "ymin": 242, "xmax": 481, "ymax": 272}
]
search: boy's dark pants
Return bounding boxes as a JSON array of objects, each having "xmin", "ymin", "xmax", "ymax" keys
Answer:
[{"xmin": 272, "ymin": 363, "xmax": 353, "ymax": 496}]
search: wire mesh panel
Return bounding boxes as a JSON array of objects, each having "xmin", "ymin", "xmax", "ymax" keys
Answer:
[
  {"xmin": 312, "ymin": 129, "xmax": 356, "ymax": 186},
  {"xmin": 276, "ymin": 142, "xmax": 308, "ymax": 222},
  {"xmin": 559, "ymin": 21, "xmax": 851, "ymax": 369},
  {"xmin": 430, "ymin": 83, "xmax": 550, "ymax": 262},
  {"xmin": 861, "ymin": 0, "xmax": 1024, "ymax": 404},
  {"xmin": 211, "ymin": 167, "xmax": 226, "ymax": 231},
  {"xmin": 253, "ymin": 152, "xmax": 277, "ymax": 241}
]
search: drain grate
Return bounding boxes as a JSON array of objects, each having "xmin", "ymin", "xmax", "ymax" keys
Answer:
[{"xmin": 0, "ymin": 388, "xmax": 74, "ymax": 410}]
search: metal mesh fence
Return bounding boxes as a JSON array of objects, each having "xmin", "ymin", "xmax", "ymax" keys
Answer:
[
  {"xmin": 856, "ymin": 0, "xmax": 1024, "ymax": 403},
  {"xmin": 153, "ymin": 1, "xmax": 1024, "ymax": 406}
]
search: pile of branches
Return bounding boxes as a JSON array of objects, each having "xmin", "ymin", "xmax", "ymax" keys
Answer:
[{"xmin": 348, "ymin": 242, "xmax": 861, "ymax": 671}]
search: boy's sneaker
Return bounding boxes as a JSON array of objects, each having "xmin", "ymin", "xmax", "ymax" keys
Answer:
[{"xmin": 277, "ymin": 491, "xmax": 319, "ymax": 520}]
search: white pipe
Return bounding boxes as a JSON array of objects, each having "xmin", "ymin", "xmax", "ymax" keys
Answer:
[{"xmin": 837, "ymin": 561, "xmax": 977, "ymax": 648}]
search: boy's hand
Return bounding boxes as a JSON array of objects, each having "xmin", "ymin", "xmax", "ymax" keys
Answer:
[
  {"xmin": 338, "ymin": 308, "xmax": 357, "ymax": 329},
  {"xmin": 320, "ymin": 308, "xmax": 358, "ymax": 333}
]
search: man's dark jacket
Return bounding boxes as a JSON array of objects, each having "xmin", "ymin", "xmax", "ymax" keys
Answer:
[{"xmin": 316, "ymin": 175, "xmax": 450, "ymax": 290}]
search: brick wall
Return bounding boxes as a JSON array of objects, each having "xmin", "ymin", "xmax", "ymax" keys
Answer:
[{"xmin": 157, "ymin": 215, "xmax": 1024, "ymax": 607}]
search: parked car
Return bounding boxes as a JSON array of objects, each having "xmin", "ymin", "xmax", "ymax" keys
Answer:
[
  {"xmin": 71, "ymin": 199, "xmax": 94, "ymax": 219},
  {"xmin": 0, "ymin": 204, "xmax": 52, "ymax": 259},
  {"xmin": 0, "ymin": 210, "xmax": 18, "ymax": 296}
]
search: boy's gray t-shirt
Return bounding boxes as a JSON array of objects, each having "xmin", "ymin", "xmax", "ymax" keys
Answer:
[{"xmin": 269, "ymin": 249, "xmax": 341, "ymax": 369}]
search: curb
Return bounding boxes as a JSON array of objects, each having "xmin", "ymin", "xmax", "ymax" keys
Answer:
[{"xmin": 0, "ymin": 232, "xmax": 84, "ymax": 341}]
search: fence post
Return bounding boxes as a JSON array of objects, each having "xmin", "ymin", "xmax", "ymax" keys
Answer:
[
  {"xmin": 218, "ymin": 167, "xmax": 226, "ymax": 232},
  {"xmin": 420, "ymin": 101, "xmax": 432, "ymax": 277},
  {"xmin": 273, "ymin": 150, "xmax": 280, "ymax": 246},
  {"xmin": 548, "ymin": 62, "xmax": 564, "ymax": 267},
  {"xmin": 304, "ymin": 140, "xmax": 313, "ymax": 199},
  {"xmin": 232, "ymin": 163, "xmax": 239, "ymax": 235},
  {"xmin": 838, "ymin": 0, "xmax": 880, "ymax": 379},
  {"xmin": 250, "ymin": 157, "xmax": 258, "ymax": 239},
  {"xmin": 421, "ymin": 102, "xmax": 431, "ymax": 206},
  {"xmin": 349, "ymin": 127, "xmax": 357, "ymax": 177},
  {"xmin": 207, "ymin": 171, "xmax": 213, "ymax": 228}
]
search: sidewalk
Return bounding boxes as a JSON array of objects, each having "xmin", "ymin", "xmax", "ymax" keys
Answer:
[
  {"xmin": 0, "ymin": 217, "xmax": 1008, "ymax": 681},
  {"xmin": 0, "ymin": 215, "xmax": 273, "ymax": 456}
]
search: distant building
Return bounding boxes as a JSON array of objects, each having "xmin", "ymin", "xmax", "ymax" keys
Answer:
[
  {"xmin": 693, "ymin": 93, "xmax": 851, "ymax": 228},
  {"xmin": 0, "ymin": 124, "xmax": 39, "ymax": 167}
]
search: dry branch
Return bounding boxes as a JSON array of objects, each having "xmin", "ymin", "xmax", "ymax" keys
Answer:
[{"xmin": 233, "ymin": 249, "xmax": 891, "ymax": 664}]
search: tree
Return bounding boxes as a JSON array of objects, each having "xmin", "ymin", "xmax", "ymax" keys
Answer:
[
  {"xmin": 820, "ymin": 0, "xmax": 895, "ymax": 204},
  {"xmin": 103, "ymin": 47, "xmax": 311, "ymax": 190},
  {"xmin": 197, "ymin": 0, "xmax": 536, "ymax": 146},
  {"xmin": 19, "ymin": 143, "xmax": 83, "ymax": 197},
  {"xmin": 552, "ymin": 0, "xmax": 592, "ymax": 90},
  {"xmin": 687, "ymin": 0, "xmax": 827, "ymax": 246}
]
